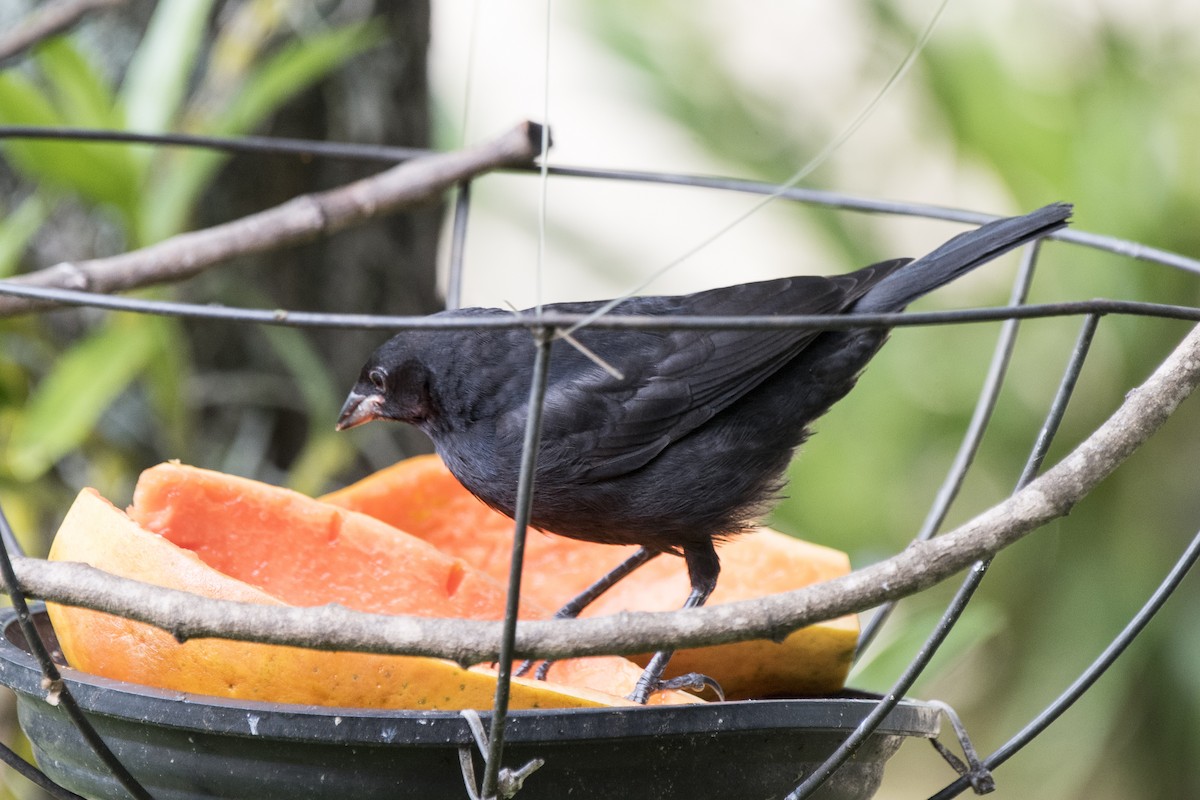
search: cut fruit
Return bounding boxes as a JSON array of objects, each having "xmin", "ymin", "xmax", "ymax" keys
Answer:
[
  {"xmin": 322, "ymin": 454, "xmax": 859, "ymax": 699},
  {"xmin": 47, "ymin": 466, "xmax": 697, "ymax": 709}
]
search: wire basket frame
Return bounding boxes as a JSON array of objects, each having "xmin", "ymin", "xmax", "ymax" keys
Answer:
[{"xmin": 1, "ymin": 128, "xmax": 1199, "ymax": 800}]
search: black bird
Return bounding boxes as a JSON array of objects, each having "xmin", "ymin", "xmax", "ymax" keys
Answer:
[{"xmin": 337, "ymin": 203, "xmax": 1071, "ymax": 703}]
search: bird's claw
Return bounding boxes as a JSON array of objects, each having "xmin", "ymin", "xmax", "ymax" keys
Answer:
[
  {"xmin": 662, "ymin": 672, "xmax": 726, "ymax": 701},
  {"xmin": 514, "ymin": 658, "xmax": 555, "ymax": 681},
  {"xmin": 627, "ymin": 671, "xmax": 725, "ymax": 704}
]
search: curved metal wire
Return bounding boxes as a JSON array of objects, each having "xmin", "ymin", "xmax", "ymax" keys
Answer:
[
  {"xmin": 789, "ymin": 310, "xmax": 1102, "ymax": 799},
  {"xmin": 2, "ymin": 125, "xmax": 1198, "ymax": 277},
  {"xmin": 1, "ymin": 126, "xmax": 1199, "ymax": 800},
  {"xmin": 0, "ymin": 508, "xmax": 153, "ymax": 800},
  {"xmin": 3, "ymin": 278, "xmax": 1200, "ymax": 330},
  {"xmin": 929, "ymin": 523, "xmax": 1200, "ymax": 800},
  {"xmin": 856, "ymin": 238, "xmax": 1045, "ymax": 654}
]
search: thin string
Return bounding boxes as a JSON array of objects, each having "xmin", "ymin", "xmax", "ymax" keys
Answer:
[
  {"xmin": 459, "ymin": 0, "xmax": 482, "ymax": 148},
  {"xmin": 563, "ymin": 0, "xmax": 953, "ymax": 337},
  {"xmin": 534, "ymin": 0, "xmax": 553, "ymax": 318}
]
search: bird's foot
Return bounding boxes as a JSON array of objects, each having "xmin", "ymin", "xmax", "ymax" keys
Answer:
[
  {"xmin": 627, "ymin": 671, "xmax": 725, "ymax": 704},
  {"xmin": 514, "ymin": 659, "xmax": 555, "ymax": 681}
]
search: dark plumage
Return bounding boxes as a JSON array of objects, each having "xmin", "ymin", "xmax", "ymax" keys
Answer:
[{"xmin": 338, "ymin": 203, "xmax": 1072, "ymax": 702}]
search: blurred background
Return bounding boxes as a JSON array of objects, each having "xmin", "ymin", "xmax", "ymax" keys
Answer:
[{"xmin": 2, "ymin": 0, "xmax": 1199, "ymax": 797}]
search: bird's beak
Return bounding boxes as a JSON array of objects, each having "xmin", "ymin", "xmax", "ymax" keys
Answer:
[{"xmin": 336, "ymin": 391, "xmax": 383, "ymax": 431}]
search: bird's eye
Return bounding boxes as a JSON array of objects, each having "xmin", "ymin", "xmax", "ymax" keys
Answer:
[{"xmin": 368, "ymin": 368, "xmax": 387, "ymax": 392}]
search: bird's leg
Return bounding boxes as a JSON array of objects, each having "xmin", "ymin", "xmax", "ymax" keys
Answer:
[
  {"xmin": 516, "ymin": 547, "xmax": 661, "ymax": 680},
  {"xmin": 552, "ymin": 546, "xmax": 662, "ymax": 620},
  {"xmin": 627, "ymin": 540, "xmax": 724, "ymax": 704}
]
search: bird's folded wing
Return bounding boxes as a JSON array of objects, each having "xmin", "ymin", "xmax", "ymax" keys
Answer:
[{"xmin": 538, "ymin": 271, "xmax": 898, "ymax": 482}]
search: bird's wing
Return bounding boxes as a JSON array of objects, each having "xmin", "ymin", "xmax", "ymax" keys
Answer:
[{"xmin": 536, "ymin": 266, "xmax": 905, "ymax": 482}]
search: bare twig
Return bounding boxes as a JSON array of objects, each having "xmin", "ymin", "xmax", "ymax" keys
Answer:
[
  {"xmin": 7, "ymin": 319, "xmax": 1199, "ymax": 664},
  {"xmin": 0, "ymin": 0, "xmax": 125, "ymax": 64},
  {"xmin": 0, "ymin": 122, "xmax": 545, "ymax": 318}
]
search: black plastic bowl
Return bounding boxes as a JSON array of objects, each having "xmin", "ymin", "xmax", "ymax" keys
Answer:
[{"xmin": 0, "ymin": 607, "xmax": 938, "ymax": 800}]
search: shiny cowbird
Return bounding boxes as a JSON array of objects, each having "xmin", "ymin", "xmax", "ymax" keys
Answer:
[{"xmin": 337, "ymin": 203, "xmax": 1072, "ymax": 703}]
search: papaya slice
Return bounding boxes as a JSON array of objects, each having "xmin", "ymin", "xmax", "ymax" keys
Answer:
[
  {"xmin": 47, "ymin": 466, "xmax": 696, "ymax": 709},
  {"xmin": 322, "ymin": 454, "xmax": 859, "ymax": 699}
]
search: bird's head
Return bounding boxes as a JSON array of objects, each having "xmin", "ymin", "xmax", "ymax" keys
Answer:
[{"xmin": 337, "ymin": 338, "xmax": 436, "ymax": 431}]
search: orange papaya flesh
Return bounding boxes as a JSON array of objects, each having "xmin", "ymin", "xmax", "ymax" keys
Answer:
[
  {"xmin": 322, "ymin": 454, "xmax": 860, "ymax": 699},
  {"xmin": 47, "ymin": 466, "xmax": 696, "ymax": 709}
]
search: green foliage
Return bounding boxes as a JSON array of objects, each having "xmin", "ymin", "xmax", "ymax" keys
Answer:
[
  {"xmin": 256, "ymin": 320, "xmax": 356, "ymax": 496},
  {"xmin": 0, "ymin": 48, "xmax": 140, "ymax": 220},
  {"xmin": 6, "ymin": 316, "xmax": 161, "ymax": 481},
  {"xmin": 0, "ymin": 195, "xmax": 46, "ymax": 278},
  {"xmin": 583, "ymin": 3, "xmax": 1200, "ymax": 797},
  {"xmin": 847, "ymin": 598, "xmax": 1006, "ymax": 695},
  {"xmin": 142, "ymin": 17, "xmax": 385, "ymax": 244},
  {"xmin": 1, "ymin": 2, "xmax": 1196, "ymax": 797},
  {"xmin": 0, "ymin": 4, "xmax": 383, "ymax": 509},
  {"xmin": 0, "ymin": 6, "xmax": 388, "ymax": 797},
  {"xmin": 120, "ymin": 0, "xmax": 217, "ymax": 134}
]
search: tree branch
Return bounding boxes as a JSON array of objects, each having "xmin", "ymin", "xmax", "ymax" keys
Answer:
[
  {"xmin": 7, "ymin": 319, "xmax": 1199, "ymax": 664},
  {"xmin": 0, "ymin": 121, "xmax": 545, "ymax": 317},
  {"xmin": 0, "ymin": 0, "xmax": 125, "ymax": 65}
]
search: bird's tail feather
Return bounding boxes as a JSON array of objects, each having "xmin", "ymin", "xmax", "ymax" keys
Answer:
[{"xmin": 853, "ymin": 202, "xmax": 1073, "ymax": 313}]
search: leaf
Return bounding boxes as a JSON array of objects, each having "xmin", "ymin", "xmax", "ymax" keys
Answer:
[
  {"xmin": 141, "ymin": 316, "xmax": 192, "ymax": 455},
  {"xmin": 214, "ymin": 20, "xmax": 386, "ymax": 137},
  {"xmin": 257, "ymin": 324, "xmax": 352, "ymax": 494},
  {"xmin": 6, "ymin": 317, "xmax": 160, "ymax": 481},
  {"xmin": 0, "ymin": 488, "xmax": 42, "ymax": 555},
  {"xmin": 0, "ymin": 74, "xmax": 139, "ymax": 219},
  {"xmin": 0, "ymin": 194, "xmax": 50, "ymax": 278},
  {"xmin": 286, "ymin": 432, "xmax": 355, "ymax": 498},
  {"xmin": 258, "ymin": 324, "xmax": 340, "ymax": 422},
  {"xmin": 139, "ymin": 19, "xmax": 385, "ymax": 243},
  {"xmin": 119, "ymin": 0, "xmax": 218, "ymax": 134},
  {"xmin": 847, "ymin": 601, "xmax": 1005, "ymax": 694},
  {"xmin": 34, "ymin": 37, "xmax": 122, "ymax": 129}
]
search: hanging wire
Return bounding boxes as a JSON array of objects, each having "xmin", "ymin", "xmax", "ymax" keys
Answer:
[
  {"xmin": 457, "ymin": 0, "xmax": 483, "ymax": 149},
  {"xmin": 0, "ymin": 125, "xmax": 429, "ymax": 163},
  {"xmin": 533, "ymin": 0, "xmax": 553, "ymax": 318}
]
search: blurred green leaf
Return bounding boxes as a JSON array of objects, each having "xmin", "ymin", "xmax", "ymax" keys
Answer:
[
  {"xmin": 139, "ymin": 20, "xmax": 385, "ymax": 243},
  {"xmin": 0, "ymin": 73, "xmax": 139, "ymax": 220},
  {"xmin": 0, "ymin": 488, "xmax": 41, "ymax": 556},
  {"xmin": 0, "ymin": 194, "xmax": 50, "ymax": 277},
  {"xmin": 141, "ymin": 315, "xmax": 192, "ymax": 456},
  {"xmin": 287, "ymin": 433, "xmax": 355, "ymax": 498},
  {"xmin": 33, "ymin": 38, "xmax": 123, "ymax": 129},
  {"xmin": 6, "ymin": 318, "xmax": 160, "ymax": 481},
  {"xmin": 216, "ymin": 21, "xmax": 386, "ymax": 137},
  {"xmin": 847, "ymin": 601, "xmax": 1005, "ymax": 693},
  {"xmin": 119, "ymin": 0, "xmax": 218, "ymax": 134},
  {"xmin": 258, "ymin": 325, "xmax": 339, "ymax": 424},
  {"xmin": 257, "ymin": 324, "xmax": 352, "ymax": 494}
]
